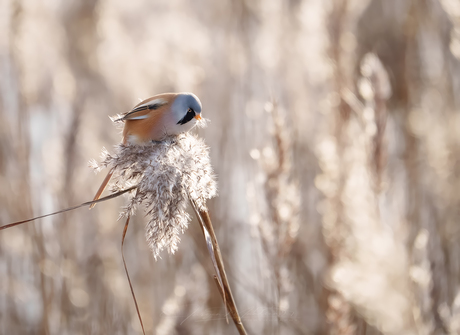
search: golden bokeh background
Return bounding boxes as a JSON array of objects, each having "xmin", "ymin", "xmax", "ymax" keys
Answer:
[{"xmin": 1, "ymin": 0, "xmax": 460, "ymax": 334}]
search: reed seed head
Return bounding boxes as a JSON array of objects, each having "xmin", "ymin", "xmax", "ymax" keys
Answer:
[{"xmin": 93, "ymin": 132, "xmax": 217, "ymax": 259}]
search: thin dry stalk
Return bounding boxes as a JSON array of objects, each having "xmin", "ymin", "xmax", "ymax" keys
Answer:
[
  {"xmin": 190, "ymin": 199, "xmax": 248, "ymax": 335},
  {"xmin": 0, "ymin": 187, "xmax": 136, "ymax": 231},
  {"xmin": 121, "ymin": 215, "xmax": 146, "ymax": 335}
]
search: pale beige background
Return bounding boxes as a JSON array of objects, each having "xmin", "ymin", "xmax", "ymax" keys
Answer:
[{"xmin": 1, "ymin": 0, "xmax": 460, "ymax": 334}]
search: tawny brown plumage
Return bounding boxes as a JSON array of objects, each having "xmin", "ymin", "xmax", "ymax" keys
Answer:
[{"xmin": 122, "ymin": 94, "xmax": 175, "ymax": 144}]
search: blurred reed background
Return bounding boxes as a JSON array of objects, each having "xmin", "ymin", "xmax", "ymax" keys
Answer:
[{"xmin": 1, "ymin": 0, "xmax": 460, "ymax": 334}]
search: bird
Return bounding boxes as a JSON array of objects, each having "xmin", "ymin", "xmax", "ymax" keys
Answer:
[{"xmin": 90, "ymin": 92, "xmax": 202, "ymax": 209}]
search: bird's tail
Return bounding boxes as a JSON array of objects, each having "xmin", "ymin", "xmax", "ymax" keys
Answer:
[{"xmin": 90, "ymin": 169, "xmax": 114, "ymax": 209}]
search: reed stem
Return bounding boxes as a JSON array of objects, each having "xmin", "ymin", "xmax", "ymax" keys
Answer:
[{"xmin": 190, "ymin": 199, "xmax": 248, "ymax": 335}]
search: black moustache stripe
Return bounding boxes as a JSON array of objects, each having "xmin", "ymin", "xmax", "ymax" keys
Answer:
[{"xmin": 177, "ymin": 110, "xmax": 195, "ymax": 125}]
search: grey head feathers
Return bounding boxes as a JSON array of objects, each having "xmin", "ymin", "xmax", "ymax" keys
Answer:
[
  {"xmin": 173, "ymin": 93, "xmax": 202, "ymax": 125},
  {"xmin": 175, "ymin": 92, "xmax": 202, "ymax": 114}
]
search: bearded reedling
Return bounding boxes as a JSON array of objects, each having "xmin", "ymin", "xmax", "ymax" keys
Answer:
[{"xmin": 90, "ymin": 92, "xmax": 202, "ymax": 208}]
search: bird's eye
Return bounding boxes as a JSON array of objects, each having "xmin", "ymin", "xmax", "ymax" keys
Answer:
[{"xmin": 177, "ymin": 108, "xmax": 196, "ymax": 125}]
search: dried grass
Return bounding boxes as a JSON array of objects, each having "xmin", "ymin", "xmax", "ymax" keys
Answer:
[
  {"xmin": 92, "ymin": 132, "xmax": 217, "ymax": 259},
  {"xmin": 2, "ymin": 1, "xmax": 460, "ymax": 334}
]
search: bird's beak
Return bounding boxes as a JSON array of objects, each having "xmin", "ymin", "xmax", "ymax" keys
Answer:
[{"xmin": 194, "ymin": 114, "xmax": 202, "ymax": 120}]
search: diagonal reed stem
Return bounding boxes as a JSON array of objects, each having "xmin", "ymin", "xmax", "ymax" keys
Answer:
[
  {"xmin": 121, "ymin": 215, "xmax": 146, "ymax": 335},
  {"xmin": 189, "ymin": 199, "xmax": 248, "ymax": 335},
  {"xmin": 0, "ymin": 186, "xmax": 137, "ymax": 231}
]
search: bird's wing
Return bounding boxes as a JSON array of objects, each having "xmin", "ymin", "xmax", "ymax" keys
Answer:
[{"xmin": 114, "ymin": 98, "xmax": 168, "ymax": 122}]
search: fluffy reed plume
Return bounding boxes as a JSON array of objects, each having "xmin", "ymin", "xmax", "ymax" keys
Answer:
[
  {"xmin": 91, "ymin": 132, "xmax": 217, "ymax": 259},
  {"xmin": 439, "ymin": 291, "xmax": 460, "ymax": 334},
  {"xmin": 259, "ymin": 101, "xmax": 300, "ymax": 260},
  {"xmin": 247, "ymin": 101, "xmax": 300, "ymax": 332},
  {"xmin": 325, "ymin": 293, "xmax": 356, "ymax": 335},
  {"xmin": 410, "ymin": 229, "xmax": 435, "ymax": 334},
  {"xmin": 317, "ymin": 53, "xmax": 421, "ymax": 334}
]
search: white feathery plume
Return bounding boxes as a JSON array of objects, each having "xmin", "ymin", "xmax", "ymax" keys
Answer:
[{"xmin": 93, "ymin": 132, "xmax": 217, "ymax": 259}]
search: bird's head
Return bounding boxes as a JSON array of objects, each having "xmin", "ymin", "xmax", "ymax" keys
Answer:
[{"xmin": 167, "ymin": 92, "xmax": 203, "ymax": 135}]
